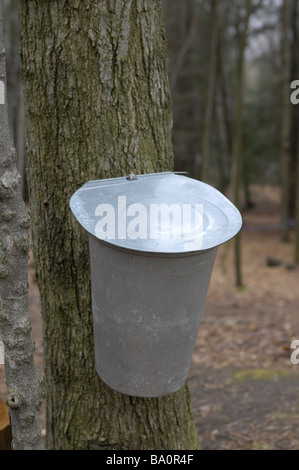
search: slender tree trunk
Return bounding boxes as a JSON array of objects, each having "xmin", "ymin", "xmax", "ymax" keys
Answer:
[
  {"xmin": 295, "ymin": 131, "xmax": 299, "ymax": 264},
  {"xmin": 289, "ymin": 0, "xmax": 298, "ymax": 224},
  {"xmin": 293, "ymin": 2, "xmax": 299, "ymax": 263},
  {"xmin": 217, "ymin": 45, "xmax": 232, "ymax": 193},
  {"xmin": 280, "ymin": 0, "xmax": 293, "ymax": 242},
  {"xmin": 215, "ymin": 2, "xmax": 232, "ymax": 194},
  {"xmin": 199, "ymin": 0, "xmax": 219, "ymax": 182},
  {"xmin": 169, "ymin": 1, "xmax": 198, "ymax": 94},
  {"xmin": 0, "ymin": 1, "xmax": 43, "ymax": 450},
  {"xmin": 19, "ymin": 0, "xmax": 199, "ymax": 450},
  {"xmin": 3, "ymin": 0, "xmax": 26, "ymax": 200},
  {"xmin": 231, "ymin": 0, "xmax": 252, "ymax": 288}
]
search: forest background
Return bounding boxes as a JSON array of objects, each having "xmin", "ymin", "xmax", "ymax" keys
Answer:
[{"xmin": 1, "ymin": 0, "xmax": 299, "ymax": 450}]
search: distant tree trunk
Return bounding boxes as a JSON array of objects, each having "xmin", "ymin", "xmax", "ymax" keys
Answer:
[
  {"xmin": 19, "ymin": 0, "xmax": 200, "ymax": 450},
  {"xmin": 280, "ymin": 0, "xmax": 294, "ymax": 242},
  {"xmin": 293, "ymin": 1, "xmax": 299, "ymax": 263},
  {"xmin": 231, "ymin": 0, "xmax": 252, "ymax": 288},
  {"xmin": 289, "ymin": 0, "xmax": 298, "ymax": 223},
  {"xmin": 169, "ymin": 0, "xmax": 198, "ymax": 94},
  {"xmin": 215, "ymin": 2, "xmax": 232, "ymax": 194},
  {"xmin": 0, "ymin": 1, "xmax": 43, "ymax": 450},
  {"xmin": 3, "ymin": 0, "xmax": 26, "ymax": 200},
  {"xmin": 295, "ymin": 133, "xmax": 299, "ymax": 264},
  {"xmin": 199, "ymin": 0, "xmax": 219, "ymax": 181}
]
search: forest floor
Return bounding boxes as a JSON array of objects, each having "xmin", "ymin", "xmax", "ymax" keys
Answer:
[
  {"xmin": 190, "ymin": 185, "xmax": 299, "ymax": 450},
  {"xmin": 1, "ymin": 184, "xmax": 299, "ymax": 450}
]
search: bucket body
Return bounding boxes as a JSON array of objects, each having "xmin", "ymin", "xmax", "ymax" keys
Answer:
[
  {"xmin": 89, "ymin": 234, "xmax": 217, "ymax": 397},
  {"xmin": 70, "ymin": 172, "xmax": 242, "ymax": 398}
]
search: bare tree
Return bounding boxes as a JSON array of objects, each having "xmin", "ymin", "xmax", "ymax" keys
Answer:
[
  {"xmin": 169, "ymin": 0, "xmax": 199, "ymax": 94},
  {"xmin": 0, "ymin": 0, "xmax": 43, "ymax": 450},
  {"xmin": 295, "ymin": 131, "xmax": 299, "ymax": 264},
  {"xmin": 231, "ymin": 0, "xmax": 252, "ymax": 288},
  {"xmin": 199, "ymin": 0, "xmax": 219, "ymax": 181},
  {"xmin": 3, "ymin": 0, "xmax": 26, "ymax": 200},
  {"xmin": 280, "ymin": 0, "xmax": 294, "ymax": 242}
]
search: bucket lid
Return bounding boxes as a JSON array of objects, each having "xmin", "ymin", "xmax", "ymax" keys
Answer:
[{"xmin": 70, "ymin": 172, "xmax": 242, "ymax": 254}]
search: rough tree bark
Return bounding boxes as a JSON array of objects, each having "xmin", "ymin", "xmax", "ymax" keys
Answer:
[
  {"xmin": 0, "ymin": 1, "xmax": 43, "ymax": 450},
  {"xmin": 19, "ymin": 0, "xmax": 200, "ymax": 450}
]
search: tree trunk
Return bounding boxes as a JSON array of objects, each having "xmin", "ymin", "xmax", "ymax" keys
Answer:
[
  {"xmin": 169, "ymin": 0, "xmax": 198, "ymax": 94},
  {"xmin": 199, "ymin": 0, "xmax": 219, "ymax": 182},
  {"xmin": 231, "ymin": 0, "xmax": 252, "ymax": 288},
  {"xmin": 295, "ymin": 123, "xmax": 299, "ymax": 263},
  {"xmin": 3, "ymin": 0, "xmax": 26, "ymax": 200},
  {"xmin": 289, "ymin": 0, "xmax": 298, "ymax": 225},
  {"xmin": 217, "ymin": 30, "xmax": 232, "ymax": 194},
  {"xmin": 280, "ymin": 0, "xmax": 293, "ymax": 242},
  {"xmin": 18, "ymin": 0, "xmax": 199, "ymax": 450},
  {"xmin": 0, "ymin": 1, "xmax": 43, "ymax": 450},
  {"xmin": 294, "ymin": 2, "xmax": 299, "ymax": 264}
]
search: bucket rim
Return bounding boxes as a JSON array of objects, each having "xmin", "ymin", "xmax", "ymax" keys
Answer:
[{"xmin": 70, "ymin": 172, "xmax": 242, "ymax": 254}]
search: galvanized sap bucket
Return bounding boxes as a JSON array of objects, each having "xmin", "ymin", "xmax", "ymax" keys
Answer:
[{"xmin": 70, "ymin": 172, "xmax": 242, "ymax": 397}]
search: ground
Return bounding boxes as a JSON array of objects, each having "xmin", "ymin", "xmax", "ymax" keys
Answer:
[
  {"xmin": 190, "ymin": 185, "xmax": 299, "ymax": 450},
  {"xmin": 1, "ymin": 185, "xmax": 299, "ymax": 450}
]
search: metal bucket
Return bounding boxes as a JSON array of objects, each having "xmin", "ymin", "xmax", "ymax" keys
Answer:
[{"xmin": 70, "ymin": 172, "xmax": 242, "ymax": 397}]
